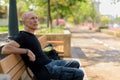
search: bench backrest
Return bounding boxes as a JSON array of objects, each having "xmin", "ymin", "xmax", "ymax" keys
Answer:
[
  {"xmin": 38, "ymin": 35, "xmax": 64, "ymax": 57},
  {"xmin": 0, "ymin": 35, "xmax": 51, "ymax": 80},
  {"xmin": 0, "ymin": 54, "xmax": 25, "ymax": 80},
  {"xmin": 38, "ymin": 35, "xmax": 48, "ymax": 49},
  {"xmin": 0, "ymin": 35, "xmax": 64, "ymax": 80}
]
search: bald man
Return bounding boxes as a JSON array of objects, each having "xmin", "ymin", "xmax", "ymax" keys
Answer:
[{"xmin": 1, "ymin": 11, "xmax": 84, "ymax": 80}]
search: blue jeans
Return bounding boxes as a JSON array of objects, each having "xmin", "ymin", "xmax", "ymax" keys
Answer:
[{"xmin": 45, "ymin": 59, "xmax": 84, "ymax": 80}]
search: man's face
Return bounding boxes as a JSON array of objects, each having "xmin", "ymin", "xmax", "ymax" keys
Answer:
[{"xmin": 24, "ymin": 12, "xmax": 38, "ymax": 30}]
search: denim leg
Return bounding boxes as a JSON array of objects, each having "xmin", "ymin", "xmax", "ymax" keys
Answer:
[
  {"xmin": 45, "ymin": 60, "xmax": 84, "ymax": 80},
  {"xmin": 60, "ymin": 67, "xmax": 84, "ymax": 80},
  {"xmin": 49, "ymin": 59, "xmax": 80, "ymax": 68},
  {"xmin": 64, "ymin": 60, "xmax": 80, "ymax": 68}
]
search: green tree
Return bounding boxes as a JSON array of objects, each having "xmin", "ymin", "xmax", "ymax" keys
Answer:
[
  {"xmin": 113, "ymin": 16, "xmax": 120, "ymax": 23},
  {"xmin": 100, "ymin": 15, "xmax": 110, "ymax": 26},
  {"xmin": 2, "ymin": 0, "xmax": 100, "ymax": 28}
]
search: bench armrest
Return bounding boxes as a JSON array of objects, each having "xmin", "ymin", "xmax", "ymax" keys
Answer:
[{"xmin": 47, "ymin": 41, "xmax": 64, "ymax": 45}]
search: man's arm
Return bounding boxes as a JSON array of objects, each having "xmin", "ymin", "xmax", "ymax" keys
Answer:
[
  {"xmin": 1, "ymin": 41, "xmax": 35, "ymax": 61},
  {"xmin": 1, "ymin": 41, "xmax": 26, "ymax": 54}
]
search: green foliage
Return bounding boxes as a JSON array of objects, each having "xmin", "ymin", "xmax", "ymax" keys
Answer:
[
  {"xmin": 113, "ymin": 17, "xmax": 120, "ymax": 23},
  {"xmin": 2, "ymin": 0, "xmax": 99, "ymax": 26},
  {"xmin": 37, "ymin": 27, "xmax": 64, "ymax": 34},
  {"xmin": 67, "ymin": 17, "xmax": 74, "ymax": 23},
  {"xmin": 0, "ymin": 26, "xmax": 8, "ymax": 33},
  {"xmin": 0, "ymin": 23, "xmax": 51, "ymax": 33},
  {"xmin": 0, "ymin": 25, "xmax": 24, "ymax": 33},
  {"xmin": 100, "ymin": 15, "xmax": 110, "ymax": 26},
  {"xmin": 99, "ymin": 26, "xmax": 109, "ymax": 29}
]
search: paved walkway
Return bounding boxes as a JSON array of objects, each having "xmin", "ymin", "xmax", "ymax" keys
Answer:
[
  {"xmin": 69, "ymin": 27, "xmax": 91, "ymax": 80},
  {"xmin": 69, "ymin": 26, "xmax": 120, "ymax": 80}
]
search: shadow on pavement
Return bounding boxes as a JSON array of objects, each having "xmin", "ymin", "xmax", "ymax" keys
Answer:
[{"xmin": 71, "ymin": 47, "xmax": 120, "ymax": 68}]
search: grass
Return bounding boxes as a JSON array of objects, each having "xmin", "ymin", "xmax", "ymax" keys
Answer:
[
  {"xmin": 0, "ymin": 26, "xmax": 8, "ymax": 33},
  {"xmin": 37, "ymin": 27, "xmax": 64, "ymax": 34},
  {"xmin": 0, "ymin": 25, "xmax": 24, "ymax": 33},
  {"xmin": 0, "ymin": 24, "xmax": 64, "ymax": 34}
]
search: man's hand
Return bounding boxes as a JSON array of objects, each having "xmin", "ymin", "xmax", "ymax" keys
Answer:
[{"xmin": 27, "ymin": 49, "xmax": 36, "ymax": 62}]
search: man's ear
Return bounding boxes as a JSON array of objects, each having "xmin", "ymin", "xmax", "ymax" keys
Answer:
[{"xmin": 0, "ymin": 45, "xmax": 4, "ymax": 53}]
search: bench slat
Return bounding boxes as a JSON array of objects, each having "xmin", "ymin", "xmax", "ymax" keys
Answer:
[
  {"xmin": 8, "ymin": 60, "xmax": 25, "ymax": 79},
  {"xmin": 0, "ymin": 54, "xmax": 26, "ymax": 80},
  {"xmin": 12, "ymin": 66, "xmax": 26, "ymax": 80},
  {"xmin": 0, "ymin": 54, "xmax": 21, "ymax": 73},
  {"xmin": 47, "ymin": 41, "xmax": 64, "ymax": 45}
]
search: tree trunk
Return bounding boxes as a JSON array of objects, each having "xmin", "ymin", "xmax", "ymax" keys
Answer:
[
  {"xmin": 47, "ymin": 0, "xmax": 52, "ymax": 29},
  {"xmin": 55, "ymin": 0, "xmax": 59, "ymax": 27}
]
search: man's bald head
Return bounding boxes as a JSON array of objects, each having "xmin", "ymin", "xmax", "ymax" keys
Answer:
[
  {"xmin": 21, "ymin": 11, "xmax": 38, "ymax": 32},
  {"xmin": 22, "ymin": 11, "xmax": 35, "ymax": 21}
]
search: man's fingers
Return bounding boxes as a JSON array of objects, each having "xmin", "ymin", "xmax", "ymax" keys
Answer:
[{"xmin": 27, "ymin": 50, "xmax": 36, "ymax": 61}]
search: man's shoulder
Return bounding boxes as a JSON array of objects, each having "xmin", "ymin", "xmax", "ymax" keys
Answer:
[{"xmin": 19, "ymin": 31, "xmax": 35, "ymax": 36}]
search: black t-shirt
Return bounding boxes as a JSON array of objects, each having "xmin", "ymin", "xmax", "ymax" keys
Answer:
[{"xmin": 14, "ymin": 31, "xmax": 51, "ymax": 72}]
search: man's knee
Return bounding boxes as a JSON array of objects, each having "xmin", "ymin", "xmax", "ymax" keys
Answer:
[{"xmin": 71, "ymin": 60, "xmax": 80, "ymax": 68}]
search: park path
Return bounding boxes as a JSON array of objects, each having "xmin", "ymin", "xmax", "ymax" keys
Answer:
[{"xmin": 70, "ymin": 26, "xmax": 120, "ymax": 80}]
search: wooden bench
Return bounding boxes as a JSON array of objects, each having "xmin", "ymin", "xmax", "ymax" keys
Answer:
[
  {"xmin": 0, "ymin": 54, "xmax": 27, "ymax": 80},
  {"xmin": 38, "ymin": 35, "xmax": 64, "ymax": 58},
  {"xmin": 0, "ymin": 35, "xmax": 77, "ymax": 80},
  {"xmin": 0, "ymin": 54, "xmax": 83, "ymax": 80},
  {"xmin": 0, "ymin": 53, "xmax": 38, "ymax": 80},
  {"xmin": 0, "ymin": 35, "xmax": 64, "ymax": 80}
]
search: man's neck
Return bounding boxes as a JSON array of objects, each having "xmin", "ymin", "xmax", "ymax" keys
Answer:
[
  {"xmin": 24, "ymin": 27, "xmax": 35, "ymax": 34},
  {"xmin": 24, "ymin": 30, "xmax": 35, "ymax": 34}
]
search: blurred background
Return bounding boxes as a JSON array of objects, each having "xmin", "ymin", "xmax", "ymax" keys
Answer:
[{"xmin": 0, "ymin": 0, "xmax": 120, "ymax": 31}]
